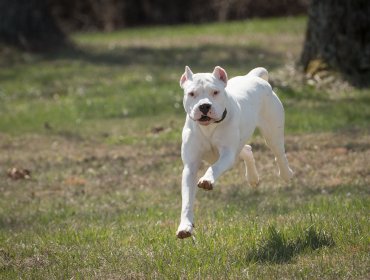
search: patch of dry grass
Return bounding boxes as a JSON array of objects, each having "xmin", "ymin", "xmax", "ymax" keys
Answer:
[{"xmin": 1, "ymin": 130, "xmax": 368, "ymax": 200}]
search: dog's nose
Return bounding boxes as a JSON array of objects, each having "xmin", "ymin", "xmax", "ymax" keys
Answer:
[{"xmin": 199, "ymin": 103, "xmax": 211, "ymax": 115}]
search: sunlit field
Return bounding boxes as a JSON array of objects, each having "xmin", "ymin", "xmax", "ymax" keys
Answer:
[{"xmin": 0, "ymin": 17, "xmax": 369, "ymax": 279}]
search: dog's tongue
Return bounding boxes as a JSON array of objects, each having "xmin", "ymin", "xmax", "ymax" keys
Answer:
[{"xmin": 199, "ymin": 115, "xmax": 211, "ymax": 121}]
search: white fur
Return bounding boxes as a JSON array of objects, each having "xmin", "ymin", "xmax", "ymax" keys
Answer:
[{"xmin": 177, "ymin": 66, "xmax": 294, "ymax": 238}]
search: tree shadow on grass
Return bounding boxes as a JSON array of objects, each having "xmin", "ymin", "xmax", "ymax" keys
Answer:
[
  {"xmin": 46, "ymin": 43, "xmax": 284, "ymax": 73},
  {"xmin": 246, "ymin": 225, "xmax": 334, "ymax": 264}
]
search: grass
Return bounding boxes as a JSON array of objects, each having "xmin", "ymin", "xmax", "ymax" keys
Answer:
[
  {"xmin": 0, "ymin": 17, "xmax": 369, "ymax": 279},
  {"xmin": 1, "ymin": 16, "xmax": 368, "ymax": 136}
]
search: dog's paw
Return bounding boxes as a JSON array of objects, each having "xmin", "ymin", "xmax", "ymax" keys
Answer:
[
  {"xmin": 280, "ymin": 167, "xmax": 294, "ymax": 181},
  {"xmin": 246, "ymin": 170, "xmax": 259, "ymax": 188},
  {"xmin": 176, "ymin": 223, "xmax": 194, "ymax": 239},
  {"xmin": 247, "ymin": 176, "xmax": 259, "ymax": 188},
  {"xmin": 197, "ymin": 178, "xmax": 213, "ymax": 190}
]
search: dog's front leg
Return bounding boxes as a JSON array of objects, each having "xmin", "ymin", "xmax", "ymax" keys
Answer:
[
  {"xmin": 177, "ymin": 162, "xmax": 199, "ymax": 239},
  {"xmin": 198, "ymin": 147, "xmax": 236, "ymax": 190}
]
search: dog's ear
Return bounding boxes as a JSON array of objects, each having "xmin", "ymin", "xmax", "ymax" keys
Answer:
[
  {"xmin": 180, "ymin": 66, "xmax": 193, "ymax": 88},
  {"xmin": 212, "ymin": 66, "xmax": 228, "ymax": 85}
]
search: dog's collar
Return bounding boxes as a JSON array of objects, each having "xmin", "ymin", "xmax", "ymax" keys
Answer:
[{"xmin": 215, "ymin": 108, "xmax": 227, "ymax": 123}]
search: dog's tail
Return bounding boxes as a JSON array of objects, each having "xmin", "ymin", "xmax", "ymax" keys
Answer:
[{"xmin": 246, "ymin": 67, "xmax": 268, "ymax": 82}]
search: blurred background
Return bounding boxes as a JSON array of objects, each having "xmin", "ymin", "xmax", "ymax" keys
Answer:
[
  {"xmin": 1, "ymin": 0, "xmax": 369, "ymax": 84},
  {"xmin": 2, "ymin": 0, "xmax": 310, "ymax": 32},
  {"xmin": 44, "ymin": 0, "xmax": 309, "ymax": 31}
]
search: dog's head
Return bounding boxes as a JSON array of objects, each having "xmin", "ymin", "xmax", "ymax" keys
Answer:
[{"xmin": 180, "ymin": 66, "xmax": 228, "ymax": 126}]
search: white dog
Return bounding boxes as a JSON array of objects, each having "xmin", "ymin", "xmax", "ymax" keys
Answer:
[{"xmin": 176, "ymin": 66, "xmax": 294, "ymax": 239}]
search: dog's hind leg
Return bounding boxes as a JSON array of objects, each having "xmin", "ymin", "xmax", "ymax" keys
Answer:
[
  {"xmin": 259, "ymin": 94, "xmax": 293, "ymax": 181},
  {"xmin": 240, "ymin": 145, "xmax": 259, "ymax": 187}
]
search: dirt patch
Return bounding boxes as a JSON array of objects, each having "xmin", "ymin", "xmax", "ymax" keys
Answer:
[
  {"xmin": 284, "ymin": 131, "xmax": 370, "ymax": 188},
  {"xmin": 0, "ymin": 131, "xmax": 369, "ymax": 200}
]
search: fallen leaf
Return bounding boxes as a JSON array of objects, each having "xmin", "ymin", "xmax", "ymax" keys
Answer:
[
  {"xmin": 7, "ymin": 167, "xmax": 31, "ymax": 180},
  {"xmin": 151, "ymin": 126, "xmax": 165, "ymax": 134}
]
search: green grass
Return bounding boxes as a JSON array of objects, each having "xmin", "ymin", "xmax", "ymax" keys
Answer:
[
  {"xmin": 0, "ymin": 17, "xmax": 369, "ymax": 279},
  {"xmin": 0, "ymin": 182, "xmax": 368, "ymax": 278},
  {"xmin": 1, "ymin": 16, "xmax": 368, "ymax": 136},
  {"xmin": 74, "ymin": 17, "xmax": 307, "ymax": 44}
]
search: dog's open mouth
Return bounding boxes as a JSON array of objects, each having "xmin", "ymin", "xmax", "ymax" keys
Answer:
[{"xmin": 199, "ymin": 115, "xmax": 211, "ymax": 122}]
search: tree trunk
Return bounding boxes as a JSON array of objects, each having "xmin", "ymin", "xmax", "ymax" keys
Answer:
[
  {"xmin": 300, "ymin": 0, "xmax": 370, "ymax": 85},
  {"xmin": 0, "ymin": 0, "xmax": 66, "ymax": 51}
]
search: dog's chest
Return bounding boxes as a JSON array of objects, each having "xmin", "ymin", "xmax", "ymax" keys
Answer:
[{"xmin": 198, "ymin": 126, "xmax": 221, "ymax": 163}]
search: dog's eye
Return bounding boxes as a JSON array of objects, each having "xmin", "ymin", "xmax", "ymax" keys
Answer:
[
  {"xmin": 189, "ymin": 92, "xmax": 195, "ymax": 97},
  {"xmin": 213, "ymin": 91, "xmax": 219, "ymax": 96}
]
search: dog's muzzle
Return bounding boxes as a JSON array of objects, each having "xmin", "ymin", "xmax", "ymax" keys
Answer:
[
  {"xmin": 199, "ymin": 103, "xmax": 211, "ymax": 115},
  {"xmin": 196, "ymin": 108, "xmax": 227, "ymax": 124},
  {"xmin": 199, "ymin": 115, "xmax": 211, "ymax": 122}
]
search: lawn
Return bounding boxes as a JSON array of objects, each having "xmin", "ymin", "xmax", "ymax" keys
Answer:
[{"xmin": 0, "ymin": 17, "xmax": 369, "ymax": 279}]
